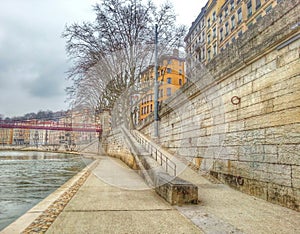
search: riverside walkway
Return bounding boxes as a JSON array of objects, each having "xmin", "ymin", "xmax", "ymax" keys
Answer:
[
  {"xmin": 3, "ymin": 152, "xmax": 299, "ymax": 233},
  {"xmin": 46, "ymin": 156, "xmax": 201, "ymax": 233},
  {"xmin": 47, "ymin": 154, "xmax": 300, "ymax": 234}
]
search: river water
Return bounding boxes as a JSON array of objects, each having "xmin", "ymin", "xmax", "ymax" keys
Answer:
[{"xmin": 0, "ymin": 151, "xmax": 92, "ymax": 231}]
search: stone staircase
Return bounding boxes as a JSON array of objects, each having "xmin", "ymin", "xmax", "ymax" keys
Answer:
[{"xmin": 116, "ymin": 125, "xmax": 199, "ymax": 205}]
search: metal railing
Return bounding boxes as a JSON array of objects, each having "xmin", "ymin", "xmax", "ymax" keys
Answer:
[{"xmin": 131, "ymin": 131, "xmax": 176, "ymax": 176}]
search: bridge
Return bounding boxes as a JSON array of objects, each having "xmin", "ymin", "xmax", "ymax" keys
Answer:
[{"xmin": 0, "ymin": 121, "xmax": 102, "ymax": 133}]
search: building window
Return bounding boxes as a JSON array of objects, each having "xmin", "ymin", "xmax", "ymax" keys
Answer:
[
  {"xmin": 159, "ymin": 89, "xmax": 163, "ymax": 98},
  {"xmin": 238, "ymin": 30, "xmax": 243, "ymax": 38},
  {"xmin": 167, "ymin": 68, "xmax": 171, "ymax": 73},
  {"xmin": 219, "ymin": 13, "xmax": 223, "ymax": 23},
  {"xmin": 150, "ymin": 104, "xmax": 153, "ymax": 112},
  {"xmin": 256, "ymin": 0, "xmax": 261, "ymax": 10},
  {"xmin": 207, "ymin": 18, "xmax": 210, "ymax": 27},
  {"xmin": 265, "ymin": 5, "xmax": 272, "ymax": 14},
  {"xmin": 225, "ymin": 7, "xmax": 228, "ymax": 17},
  {"xmin": 202, "ymin": 48, "xmax": 205, "ymax": 59},
  {"xmin": 247, "ymin": 1, "xmax": 252, "ymax": 17},
  {"xmin": 213, "ymin": 44, "xmax": 217, "ymax": 56},
  {"xmin": 256, "ymin": 14, "xmax": 262, "ymax": 22},
  {"xmin": 208, "ymin": 34, "xmax": 211, "ymax": 44},
  {"xmin": 238, "ymin": 8, "xmax": 242, "ymax": 24},
  {"xmin": 220, "ymin": 28, "xmax": 224, "ymax": 41},
  {"xmin": 179, "ymin": 79, "xmax": 182, "ymax": 86},
  {"xmin": 167, "ymin": 88, "xmax": 172, "ymax": 97},
  {"xmin": 212, "ymin": 11, "xmax": 216, "ymax": 21},
  {"xmin": 213, "ymin": 27, "xmax": 216, "ymax": 39},
  {"xmin": 225, "ymin": 22, "xmax": 229, "ymax": 36},
  {"xmin": 232, "ymin": 37, "xmax": 236, "ymax": 43},
  {"xmin": 230, "ymin": 0, "xmax": 235, "ymax": 10},
  {"xmin": 231, "ymin": 16, "xmax": 235, "ymax": 30},
  {"xmin": 167, "ymin": 78, "xmax": 172, "ymax": 84},
  {"xmin": 208, "ymin": 49, "xmax": 211, "ymax": 60},
  {"xmin": 179, "ymin": 69, "xmax": 182, "ymax": 75}
]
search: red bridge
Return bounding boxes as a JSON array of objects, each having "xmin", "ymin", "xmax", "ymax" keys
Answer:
[{"xmin": 0, "ymin": 121, "xmax": 102, "ymax": 133}]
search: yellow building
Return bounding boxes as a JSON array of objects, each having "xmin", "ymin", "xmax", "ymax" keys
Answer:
[
  {"xmin": 0, "ymin": 128, "xmax": 13, "ymax": 145},
  {"xmin": 205, "ymin": 0, "xmax": 226, "ymax": 61},
  {"xmin": 185, "ymin": 0, "xmax": 282, "ymax": 71},
  {"xmin": 218, "ymin": 0, "xmax": 279, "ymax": 51},
  {"xmin": 139, "ymin": 49, "xmax": 185, "ymax": 121}
]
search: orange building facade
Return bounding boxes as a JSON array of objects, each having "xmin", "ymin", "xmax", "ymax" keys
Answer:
[
  {"xmin": 185, "ymin": 0, "xmax": 282, "ymax": 68},
  {"xmin": 139, "ymin": 50, "xmax": 185, "ymax": 121}
]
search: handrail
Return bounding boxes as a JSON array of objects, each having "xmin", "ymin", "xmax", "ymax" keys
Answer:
[{"xmin": 131, "ymin": 130, "xmax": 176, "ymax": 176}]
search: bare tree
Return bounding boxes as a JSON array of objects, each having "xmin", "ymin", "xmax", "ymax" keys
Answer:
[{"xmin": 63, "ymin": 0, "xmax": 186, "ymax": 121}]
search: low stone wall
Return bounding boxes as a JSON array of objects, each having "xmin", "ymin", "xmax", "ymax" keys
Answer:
[
  {"xmin": 155, "ymin": 172, "xmax": 198, "ymax": 205},
  {"xmin": 138, "ymin": 0, "xmax": 300, "ymax": 211},
  {"xmin": 104, "ymin": 129, "xmax": 138, "ymax": 170}
]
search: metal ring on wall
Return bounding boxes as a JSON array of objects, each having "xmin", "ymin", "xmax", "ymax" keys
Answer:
[{"xmin": 231, "ymin": 96, "xmax": 241, "ymax": 105}]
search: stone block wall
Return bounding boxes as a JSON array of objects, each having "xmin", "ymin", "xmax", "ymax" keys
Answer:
[
  {"xmin": 139, "ymin": 0, "xmax": 300, "ymax": 211},
  {"xmin": 104, "ymin": 130, "xmax": 138, "ymax": 170}
]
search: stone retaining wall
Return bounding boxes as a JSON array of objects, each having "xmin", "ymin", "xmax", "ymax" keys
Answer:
[
  {"xmin": 138, "ymin": 0, "xmax": 300, "ymax": 211},
  {"xmin": 104, "ymin": 130, "xmax": 138, "ymax": 170}
]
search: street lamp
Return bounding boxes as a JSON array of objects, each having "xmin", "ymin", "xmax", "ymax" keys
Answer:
[{"xmin": 153, "ymin": 24, "xmax": 159, "ymax": 138}]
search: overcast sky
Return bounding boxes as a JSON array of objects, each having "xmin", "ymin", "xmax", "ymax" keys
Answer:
[{"xmin": 0, "ymin": 0, "xmax": 206, "ymax": 117}]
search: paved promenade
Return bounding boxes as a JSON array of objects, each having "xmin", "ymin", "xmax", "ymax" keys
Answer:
[
  {"xmin": 177, "ymin": 168, "xmax": 300, "ymax": 234},
  {"xmin": 44, "ymin": 154, "xmax": 300, "ymax": 234},
  {"xmin": 46, "ymin": 156, "xmax": 202, "ymax": 234}
]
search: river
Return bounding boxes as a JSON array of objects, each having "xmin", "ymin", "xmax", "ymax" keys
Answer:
[{"xmin": 0, "ymin": 150, "xmax": 92, "ymax": 231}]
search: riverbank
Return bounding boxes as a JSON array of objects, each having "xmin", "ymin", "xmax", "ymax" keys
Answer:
[
  {"xmin": 0, "ymin": 146, "xmax": 80, "ymax": 155},
  {"xmin": 0, "ymin": 158, "xmax": 99, "ymax": 234}
]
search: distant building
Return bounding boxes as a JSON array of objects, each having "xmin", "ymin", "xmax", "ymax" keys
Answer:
[
  {"xmin": 205, "ymin": 0, "xmax": 226, "ymax": 62},
  {"xmin": 185, "ymin": 5, "xmax": 207, "ymax": 77},
  {"xmin": 218, "ymin": 0, "xmax": 279, "ymax": 52},
  {"xmin": 185, "ymin": 0, "xmax": 282, "ymax": 72},
  {"xmin": 0, "ymin": 128, "xmax": 13, "ymax": 145},
  {"xmin": 139, "ymin": 49, "xmax": 186, "ymax": 121}
]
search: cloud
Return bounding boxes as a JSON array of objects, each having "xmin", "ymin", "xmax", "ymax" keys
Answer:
[
  {"xmin": 0, "ymin": 0, "xmax": 95, "ymax": 117},
  {"xmin": 21, "ymin": 64, "xmax": 67, "ymax": 98},
  {"xmin": 0, "ymin": 0, "xmax": 204, "ymax": 117}
]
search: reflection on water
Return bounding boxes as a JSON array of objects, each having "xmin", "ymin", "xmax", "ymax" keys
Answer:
[{"xmin": 0, "ymin": 151, "xmax": 92, "ymax": 231}]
